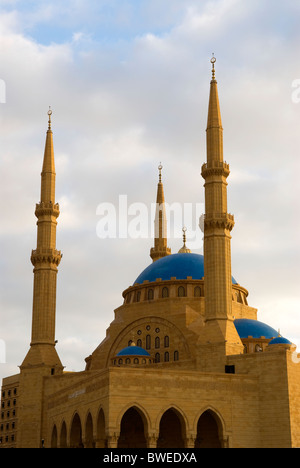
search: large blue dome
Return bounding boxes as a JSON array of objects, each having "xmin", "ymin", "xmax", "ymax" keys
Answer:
[
  {"xmin": 234, "ymin": 318, "xmax": 278, "ymax": 339},
  {"xmin": 134, "ymin": 253, "xmax": 238, "ymax": 285}
]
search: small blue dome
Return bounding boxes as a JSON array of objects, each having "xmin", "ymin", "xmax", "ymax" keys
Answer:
[
  {"xmin": 134, "ymin": 253, "xmax": 237, "ymax": 285},
  {"xmin": 117, "ymin": 345, "xmax": 150, "ymax": 357},
  {"xmin": 268, "ymin": 336, "xmax": 292, "ymax": 346},
  {"xmin": 234, "ymin": 318, "xmax": 278, "ymax": 339}
]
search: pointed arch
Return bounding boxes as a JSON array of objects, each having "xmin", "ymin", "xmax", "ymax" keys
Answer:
[
  {"xmin": 70, "ymin": 412, "xmax": 83, "ymax": 448},
  {"xmin": 156, "ymin": 406, "xmax": 187, "ymax": 448},
  {"xmin": 51, "ymin": 424, "xmax": 58, "ymax": 448},
  {"xmin": 194, "ymin": 408, "xmax": 225, "ymax": 448},
  {"xmin": 116, "ymin": 403, "xmax": 150, "ymax": 448},
  {"xmin": 97, "ymin": 407, "xmax": 107, "ymax": 448},
  {"xmin": 60, "ymin": 420, "xmax": 67, "ymax": 448},
  {"xmin": 85, "ymin": 412, "xmax": 94, "ymax": 448}
]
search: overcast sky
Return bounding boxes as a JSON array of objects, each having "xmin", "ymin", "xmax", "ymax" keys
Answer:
[{"xmin": 1, "ymin": 0, "xmax": 300, "ymax": 383}]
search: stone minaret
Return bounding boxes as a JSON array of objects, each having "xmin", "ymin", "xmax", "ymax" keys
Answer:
[
  {"xmin": 150, "ymin": 164, "xmax": 171, "ymax": 262},
  {"xmin": 200, "ymin": 57, "xmax": 243, "ymax": 364},
  {"xmin": 18, "ymin": 110, "xmax": 63, "ymax": 447}
]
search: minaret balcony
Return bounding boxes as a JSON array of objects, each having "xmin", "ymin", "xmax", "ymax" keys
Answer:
[
  {"xmin": 35, "ymin": 202, "xmax": 60, "ymax": 219},
  {"xmin": 204, "ymin": 213, "xmax": 235, "ymax": 232},
  {"xmin": 31, "ymin": 248, "xmax": 62, "ymax": 267},
  {"xmin": 201, "ymin": 161, "xmax": 230, "ymax": 179}
]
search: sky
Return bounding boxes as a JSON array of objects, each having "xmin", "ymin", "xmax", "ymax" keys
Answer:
[{"xmin": 1, "ymin": 0, "xmax": 300, "ymax": 383}]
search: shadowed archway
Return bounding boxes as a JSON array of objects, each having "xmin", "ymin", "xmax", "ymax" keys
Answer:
[
  {"xmin": 157, "ymin": 408, "xmax": 186, "ymax": 448},
  {"xmin": 195, "ymin": 410, "xmax": 222, "ymax": 448},
  {"xmin": 70, "ymin": 413, "xmax": 83, "ymax": 448},
  {"xmin": 118, "ymin": 407, "xmax": 147, "ymax": 448}
]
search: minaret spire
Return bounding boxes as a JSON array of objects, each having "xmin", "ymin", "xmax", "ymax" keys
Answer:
[
  {"xmin": 200, "ymin": 57, "xmax": 243, "ymax": 364},
  {"xmin": 18, "ymin": 110, "xmax": 63, "ymax": 448},
  {"xmin": 21, "ymin": 109, "xmax": 63, "ymax": 369},
  {"xmin": 150, "ymin": 163, "xmax": 171, "ymax": 262}
]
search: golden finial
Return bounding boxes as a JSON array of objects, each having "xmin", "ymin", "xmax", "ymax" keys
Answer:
[
  {"xmin": 182, "ymin": 226, "xmax": 187, "ymax": 244},
  {"xmin": 47, "ymin": 106, "xmax": 52, "ymax": 130},
  {"xmin": 210, "ymin": 53, "xmax": 216, "ymax": 80},
  {"xmin": 158, "ymin": 162, "xmax": 163, "ymax": 183},
  {"xmin": 178, "ymin": 226, "xmax": 191, "ymax": 254}
]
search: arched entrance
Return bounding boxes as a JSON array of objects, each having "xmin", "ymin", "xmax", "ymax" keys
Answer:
[
  {"xmin": 51, "ymin": 424, "xmax": 57, "ymax": 448},
  {"xmin": 70, "ymin": 413, "xmax": 83, "ymax": 448},
  {"xmin": 97, "ymin": 408, "xmax": 107, "ymax": 448},
  {"xmin": 157, "ymin": 408, "xmax": 186, "ymax": 448},
  {"xmin": 85, "ymin": 413, "xmax": 94, "ymax": 448},
  {"xmin": 118, "ymin": 407, "xmax": 147, "ymax": 448},
  {"xmin": 195, "ymin": 410, "xmax": 222, "ymax": 448},
  {"xmin": 60, "ymin": 421, "xmax": 67, "ymax": 448}
]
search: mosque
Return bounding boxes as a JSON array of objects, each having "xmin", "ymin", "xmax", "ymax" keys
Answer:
[{"xmin": 1, "ymin": 58, "xmax": 300, "ymax": 449}]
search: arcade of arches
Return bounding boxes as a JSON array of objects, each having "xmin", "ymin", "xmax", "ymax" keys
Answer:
[{"xmin": 50, "ymin": 407, "xmax": 224, "ymax": 448}]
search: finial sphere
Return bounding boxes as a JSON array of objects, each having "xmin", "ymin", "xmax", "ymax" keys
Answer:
[
  {"xmin": 48, "ymin": 106, "xmax": 52, "ymax": 116},
  {"xmin": 211, "ymin": 56, "xmax": 216, "ymax": 64}
]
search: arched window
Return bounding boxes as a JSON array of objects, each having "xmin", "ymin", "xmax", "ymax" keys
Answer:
[
  {"xmin": 136, "ymin": 291, "xmax": 141, "ymax": 302},
  {"xmin": 164, "ymin": 352, "xmax": 169, "ymax": 362},
  {"xmin": 146, "ymin": 335, "xmax": 151, "ymax": 350},
  {"xmin": 162, "ymin": 287, "xmax": 169, "ymax": 298},
  {"xmin": 137, "ymin": 339, "xmax": 142, "ymax": 347},
  {"xmin": 126, "ymin": 293, "xmax": 131, "ymax": 304},
  {"xmin": 133, "ymin": 358, "xmax": 139, "ymax": 364},
  {"xmin": 155, "ymin": 336, "xmax": 160, "ymax": 349},
  {"xmin": 178, "ymin": 286, "xmax": 186, "ymax": 297},
  {"xmin": 155, "ymin": 353, "xmax": 160, "ymax": 363},
  {"xmin": 125, "ymin": 358, "xmax": 131, "ymax": 364},
  {"xmin": 128, "ymin": 339, "xmax": 133, "ymax": 346},
  {"xmin": 164, "ymin": 336, "xmax": 169, "ymax": 348},
  {"xmin": 118, "ymin": 358, "xmax": 123, "ymax": 365},
  {"xmin": 174, "ymin": 350, "xmax": 179, "ymax": 361},
  {"xmin": 147, "ymin": 289, "xmax": 154, "ymax": 300},
  {"xmin": 194, "ymin": 286, "xmax": 201, "ymax": 297}
]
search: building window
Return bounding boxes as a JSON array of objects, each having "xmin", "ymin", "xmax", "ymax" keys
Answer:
[
  {"xmin": 147, "ymin": 289, "xmax": 154, "ymax": 300},
  {"xmin": 178, "ymin": 286, "xmax": 186, "ymax": 297},
  {"xmin": 133, "ymin": 358, "xmax": 139, "ymax": 364},
  {"xmin": 118, "ymin": 359, "xmax": 123, "ymax": 365},
  {"xmin": 164, "ymin": 352, "xmax": 169, "ymax": 362},
  {"xmin": 125, "ymin": 358, "xmax": 131, "ymax": 364},
  {"xmin": 174, "ymin": 351, "xmax": 179, "ymax": 361},
  {"xmin": 155, "ymin": 336, "xmax": 160, "ymax": 349},
  {"xmin": 194, "ymin": 286, "xmax": 201, "ymax": 297},
  {"xmin": 146, "ymin": 335, "xmax": 151, "ymax": 350},
  {"xmin": 126, "ymin": 293, "xmax": 131, "ymax": 304},
  {"xmin": 136, "ymin": 291, "xmax": 141, "ymax": 302},
  {"xmin": 137, "ymin": 339, "xmax": 142, "ymax": 347},
  {"xmin": 155, "ymin": 353, "xmax": 160, "ymax": 363},
  {"xmin": 162, "ymin": 287, "xmax": 169, "ymax": 298},
  {"xmin": 164, "ymin": 336, "xmax": 169, "ymax": 348},
  {"xmin": 225, "ymin": 365, "xmax": 235, "ymax": 374}
]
